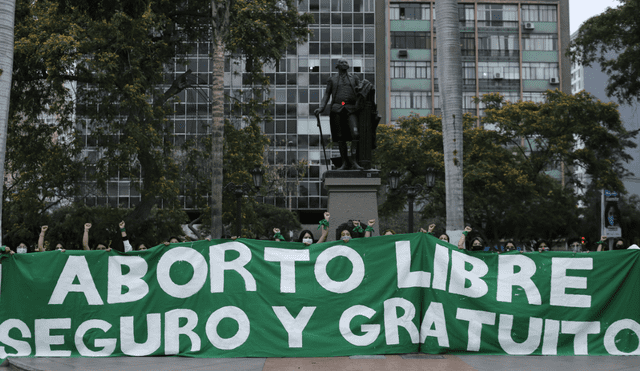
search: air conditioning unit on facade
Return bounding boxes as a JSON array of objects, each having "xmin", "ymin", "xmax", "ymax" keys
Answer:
[
  {"xmin": 524, "ymin": 22, "xmax": 535, "ymax": 30},
  {"xmin": 494, "ymin": 72, "xmax": 503, "ymax": 80},
  {"xmin": 549, "ymin": 77, "xmax": 560, "ymax": 85},
  {"xmin": 398, "ymin": 49, "xmax": 408, "ymax": 58}
]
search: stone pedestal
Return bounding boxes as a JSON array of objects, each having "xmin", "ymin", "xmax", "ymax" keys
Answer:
[{"xmin": 324, "ymin": 170, "xmax": 381, "ymax": 241}]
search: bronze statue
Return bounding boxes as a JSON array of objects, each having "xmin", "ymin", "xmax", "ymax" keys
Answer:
[{"xmin": 315, "ymin": 58, "xmax": 379, "ymax": 171}]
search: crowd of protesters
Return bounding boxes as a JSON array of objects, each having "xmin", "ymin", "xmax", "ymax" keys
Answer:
[{"xmin": 1, "ymin": 215, "xmax": 636, "ymax": 256}]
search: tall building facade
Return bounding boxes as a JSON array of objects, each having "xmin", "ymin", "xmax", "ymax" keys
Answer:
[
  {"xmin": 225, "ymin": 0, "xmax": 381, "ymax": 224},
  {"xmin": 383, "ymin": 0, "xmax": 570, "ymax": 124},
  {"xmin": 78, "ymin": 0, "xmax": 572, "ymax": 229},
  {"xmin": 570, "ymin": 31, "xmax": 640, "ymax": 197}
]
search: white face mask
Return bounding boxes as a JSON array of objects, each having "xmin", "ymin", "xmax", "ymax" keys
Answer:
[
  {"xmin": 17, "ymin": 247, "xmax": 27, "ymax": 254},
  {"xmin": 341, "ymin": 236, "xmax": 351, "ymax": 241},
  {"xmin": 302, "ymin": 238, "xmax": 313, "ymax": 244}
]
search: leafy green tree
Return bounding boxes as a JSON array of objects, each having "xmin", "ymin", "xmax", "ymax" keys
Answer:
[
  {"xmin": 8, "ymin": 0, "xmax": 311, "ymax": 242},
  {"xmin": 0, "ymin": 0, "xmax": 16, "ymax": 246},
  {"xmin": 375, "ymin": 90, "xmax": 636, "ymax": 244},
  {"xmin": 209, "ymin": 0, "xmax": 312, "ymax": 238},
  {"xmin": 568, "ymin": 0, "xmax": 640, "ymax": 104}
]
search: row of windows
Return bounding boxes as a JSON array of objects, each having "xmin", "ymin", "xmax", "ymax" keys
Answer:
[
  {"xmin": 310, "ymin": 27, "xmax": 374, "ymax": 43},
  {"xmin": 391, "ymin": 32, "xmax": 431, "ymax": 49},
  {"xmin": 307, "ymin": 0, "xmax": 374, "ymax": 12},
  {"xmin": 390, "ymin": 61, "xmax": 430, "ymax": 79},
  {"xmin": 392, "ymin": 32, "xmax": 557, "ymax": 52},
  {"xmin": 309, "ymin": 42, "xmax": 375, "ymax": 55},
  {"xmin": 393, "ymin": 62, "xmax": 558, "ymax": 82},
  {"xmin": 390, "ymin": 91, "xmax": 432, "ymax": 109},
  {"xmin": 310, "ymin": 12, "xmax": 375, "ymax": 25},
  {"xmin": 258, "ymin": 196, "xmax": 328, "ymax": 210},
  {"xmin": 390, "ymin": 3, "xmax": 430, "ymax": 20},
  {"xmin": 390, "ymin": 3, "xmax": 557, "ymax": 24}
]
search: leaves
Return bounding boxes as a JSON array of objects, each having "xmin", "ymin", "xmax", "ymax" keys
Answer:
[
  {"xmin": 375, "ymin": 91, "xmax": 637, "ymax": 244},
  {"xmin": 568, "ymin": 0, "xmax": 640, "ymax": 104}
]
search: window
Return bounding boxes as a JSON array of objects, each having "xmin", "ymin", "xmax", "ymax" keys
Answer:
[
  {"xmin": 390, "ymin": 92, "xmax": 411, "ymax": 108},
  {"xmin": 390, "ymin": 61, "xmax": 430, "ymax": 79},
  {"xmin": 460, "ymin": 33, "xmax": 475, "ymax": 56},
  {"xmin": 478, "ymin": 62, "xmax": 520, "ymax": 79},
  {"xmin": 459, "ymin": 4, "xmax": 475, "ymax": 27},
  {"xmin": 390, "ymin": 3, "xmax": 430, "ymax": 20},
  {"xmin": 478, "ymin": 34, "xmax": 519, "ymax": 56},
  {"xmin": 391, "ymin": 32, "xmax": 430, "ymax": 49},
  {"xmin": 521, "ymin": 5, "xmax": 557, "ymax": 22},
  {"xmin": 391, "ymin": 91, "xmax": 431, "ymax": 109},
  {"xmin": 523, "ymin": 92, "xmax": 545, "ymax": 103},
  {"xmin": 522, "ymin": 34, "xmax": 558, "ymax": 51},
  {"xmin": 477, "ymin": 4, "xmax": 518, "ymax": 28},
  {"xmin": 522, "ymin": 62, "xmax": 559, "ymax": 80}
]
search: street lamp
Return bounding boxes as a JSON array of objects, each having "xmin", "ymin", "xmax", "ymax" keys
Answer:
[
  {"xmin": 388, "ymin": 167, "xmax": 436, "ymax": 233},
  {"xmin": 225, "ymin": 166, "xmax": 264, "ymax": 237}
]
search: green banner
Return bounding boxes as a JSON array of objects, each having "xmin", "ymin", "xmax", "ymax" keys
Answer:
[{"xmin": 1, "ymin": 233, "xmax": 639, "ymax": 359}]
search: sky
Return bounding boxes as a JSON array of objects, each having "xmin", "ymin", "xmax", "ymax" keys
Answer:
[{"xmin": 570, "ymin": 0, "xmax": 620, "ymax": 34}]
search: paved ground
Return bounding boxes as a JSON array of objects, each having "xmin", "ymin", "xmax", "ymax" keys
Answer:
[{"xmin": 3, "ymin": 354, "xmax": 640, "ymax": 371}]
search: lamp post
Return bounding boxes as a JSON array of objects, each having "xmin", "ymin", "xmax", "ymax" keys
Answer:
[
  {"xmin": 388, "ymin": 168, "xmax": 436, "ymax": 233},
  {"xmin": 224, "ymin": 166, "xmax": 264, "ymax": 237}
]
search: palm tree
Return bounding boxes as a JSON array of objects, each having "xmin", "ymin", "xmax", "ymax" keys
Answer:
[
  {"xmin": 0, "ymin": 0, "xmax": 16, "ymax": 245},
  {"xmin": 434, "ymin": 0, "xmax": 464, "ymax": 237},
  {"xmin": 210, "ymin": 0, "xmax": 231, "ymax": 239}
]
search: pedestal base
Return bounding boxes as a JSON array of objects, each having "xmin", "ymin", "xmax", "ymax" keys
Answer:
[{"xmin": 324, "ymin": 170, "xmax": 381, "ymax": 241}]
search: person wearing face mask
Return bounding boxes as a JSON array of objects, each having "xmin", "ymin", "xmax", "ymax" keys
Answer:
[
  {"xmin": 537, "ymin": 240, "xmax": 550, "ymax": 252},
  {"xmin": 15, "ymin": 243, "xmax": 29, "ymax": 254},
  {"xmin": 504, "ymin": 240, "xmax": 520, "ymax": 253},
  {"xmin": 335, "ymin": 220, "xmax": 364, "ymax": 242},
  {"xmin": 298, "ymin": 230, "xmax": 316, "ymax": 246},
  {"xmin": 37, "ymin": 225, "xmax": 65, "ymax": 252}
]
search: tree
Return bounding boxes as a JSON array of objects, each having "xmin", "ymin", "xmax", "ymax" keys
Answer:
[
  {"xmin": 434, "ymin": 0, "xmax": 464, "ymax": 237},
  {"xmin": 11, "ymin": 0, "xmax": 213, "ymax": 234},
  {"xmin": 375, "ymin": 90, "xmax": 637, "ymax": 244},
  {"xmin": 568, "ymin": 0, "xmax": 640, "ymax": 104},
  {"xmin": 0, "ymin": 0, "xmax": 16, "ymax": 246},
  {"xmin": 209, "ymin": 0, "xmax": 312, "ymax": 238}
]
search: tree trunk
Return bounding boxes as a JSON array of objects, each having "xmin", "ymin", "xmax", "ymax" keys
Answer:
[
  {"xmin": 0, "ymin": 0, "xmax": 16, "ymax": 246},
  {"xmin": 435, "ymin": 0, "xmax": 464, "ymax": 239},
  {"xmin": 210, "ymin": 39, "xmax": 225, "ymax": 239}
]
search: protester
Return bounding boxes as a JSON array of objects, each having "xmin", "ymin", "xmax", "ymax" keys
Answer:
[
  {"xmin": 457, "ymin": 226, "xmax": 472, "ymax": 249},
  {"xmin": 317, "ymin": 212, "xmax": 331, "ymax": 243},
  {"xmin": 0, "ymin": 246, "xmax": 14, "ymax": 255},
  {"xmin": 120, "ymin": 221, "xmax": 133, "ymax": 252},
  {"xmin": 504, "ymin": 240, "xmax": 519, "ymax": 253},
  {"xmin": 596, "ymin": 236, "xmax": 607, "ymax": 251},
  {"xmin": 536, "ymin": 240, "xmax": 550, "ymax": 252},
  {"xmin": 15, "ymin": 243, "xmax": 29, "ymax": 254},
  {"xmin": 419, "ymin": 224, "xmax": 436, "ymax": 236},
  {"xmin": 439, "ymin": 233, "xmax": 450, "ymax": 243},
  {"xmin": 298, "ymin": 229, "xmax": 316, "ymax": 246},
  {"xmin": 614, "ymin": 238, "xmax": 625, "ymax": 250},
  {"xmin": 470, "ymin": 237, "xmax": 486, "ymax": 252},
  {"xmin": 273, "ymin": 228, "xmax": 286, "ymax": 242},
  {"xmin": 37, "ymin": 225, "xmax": 65, "ymax": 252},
  {"xmin": 382, "ymin": 229, "xmax": 396, "ymax": 235},
  {"xmin": 351, "ymin": 220, "xmax": 374, "ymax": 238},
  {"xmin": 83, "ymin": 223, "xmax": 109, "ymax": 251}
]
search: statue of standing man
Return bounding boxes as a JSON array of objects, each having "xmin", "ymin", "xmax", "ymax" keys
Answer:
[{"xmin": 314, "ymin": 58, "xmax": 364, "ymax": 170}]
